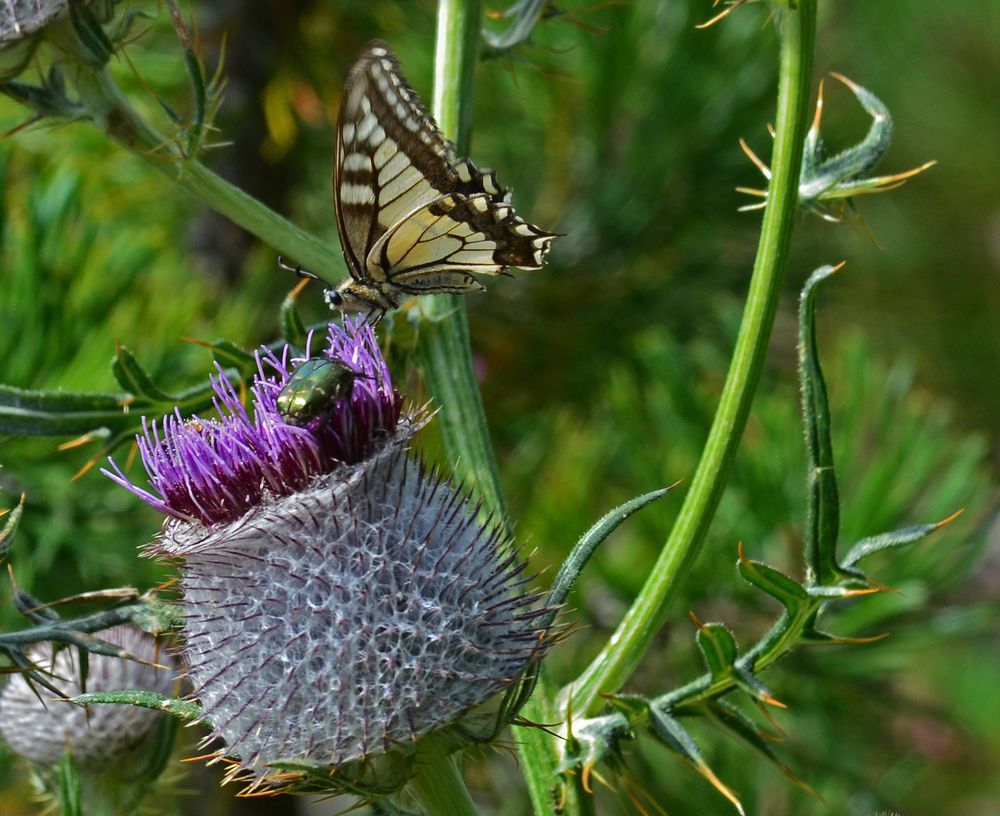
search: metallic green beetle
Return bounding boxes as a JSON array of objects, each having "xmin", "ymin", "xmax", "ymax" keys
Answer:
[{"xmin": 276, "ymin": 359, "xmax": 359, "ymax": 427}]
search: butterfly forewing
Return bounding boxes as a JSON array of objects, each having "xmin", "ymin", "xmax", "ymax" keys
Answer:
[
  {"xmin": 332, "ymin": 41, "xmax": 557, "ymax": 309},
  {"xmin": 335, "ymin": 43, "xmax": 455, "ymax": 278}
]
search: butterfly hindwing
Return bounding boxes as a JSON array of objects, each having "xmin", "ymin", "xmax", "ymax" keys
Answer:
[{"xmin": 368, "ymin": 193, "xmax": 555, "ymax": 290}]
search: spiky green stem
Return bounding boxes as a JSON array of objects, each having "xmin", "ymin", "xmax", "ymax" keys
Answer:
[
  {"xmin": 69, "ymin": 65, "xmax": 340, "ymax": 278},
  {"xmin": 563, "ymin": 0, "xmax": 818, "ymax": 717},
  {"xmin": 416, "ymin": 0, "xmax": 507, "ymax": 518}
]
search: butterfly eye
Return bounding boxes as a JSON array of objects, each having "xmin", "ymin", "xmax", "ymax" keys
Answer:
[{"xmin": 326, "ymin": 290, "xmax": 344, "ymax": 308}]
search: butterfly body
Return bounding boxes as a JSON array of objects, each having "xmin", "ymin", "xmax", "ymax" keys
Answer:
[
  {"xmin": 277, "ymin": 359, "xmax": 359, "ymax": 426},
  {"xmin": 322, "ymin": 41, "xmax": 557, "ymax": 318}
]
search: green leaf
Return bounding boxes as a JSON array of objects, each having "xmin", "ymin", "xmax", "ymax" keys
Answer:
[
  {"xmin": 696, "ymin": 622, "xmax": 738, "ymax": 682},
  {"xmin": 799, "ymin": 265, "xmax": 858, "ymax": 584},
  {"xmin": 707, "ymin": 701, "xmax": 817, "ymax": 797},
  {"xmin": 482, "ymin": 0, "xmax": 549, "ymax": 53},
  {"xmin": 733, "ymin": 667, "xmax": 782, "ymax": 707},
  {"xmin": 0, "ymin": 384, "xmax": 128, "ymax": 435},
  {"xmin": 280, "ymin": 283, "xmax": 310, "ymax": 349},
  {"xmin": 192, "ymin": 338, "xmax": 255, "ymax": 370},
  {"xmin": 77, "ymin": 646, "xmax": 89, "ymax": 694},
  {"xmin": 68, "ymin": 0, "xmax": 115, "ymax": 68},
  {"xmin": 130, "ymin": 597, "xmax": 184, "ymax": 636},
  {"xmin": 806, "ymin": 74, "xmax": 893, "ymax": 198},
  {"xmin": 0, "ymin": 493, "xmax": 25, "ymax": 562},
  {"xmin": 112, "ymin": 344, "xmax": 175, "ymax": 402},
  {"xmin": 737, "ymin": 547, "xmax": 808, "ymax": 613},
  {"xmin": 705, "ymin": 700, "xmax": 779, "ymax": 761},
  {"xmin": 183, "ymin": 49, "xmax": 207, "ymax": 158},
  {"xmin": 70, "ymin": 690, "xmax": 203, "ymax": 723},
  {"xmin": 605, "ymin": 692, "xmax": 651, "ymax": 723},
  {"xmin": 54, "ymin": 752, "xmax": 82, "ymax": 816},
  {"xmin": 843, "ymin": 514, "xmax": 957, "ymax": 568},
  {"xmin": 544, "ymin": 487, "xmax": 674, "ymax": 622},
  {"xmin": 649, "ymin": 705, "xmax": 746, "ymax": 815}
]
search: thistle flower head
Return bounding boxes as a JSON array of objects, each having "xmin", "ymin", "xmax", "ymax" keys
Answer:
[
  {"xmin": 104, "ymin": 318, "xmax": 406, "ymax": 527},
  {"xmin": 105, "ymin": 321, "xmax": 553, "ymax": 793},
  {"xmin": 157, "ymin": 448, "xmax": 549, "ymax": 790},
  {"xmin": 0, "ymin": 625, "xmax": 177, "ymax": 770}
]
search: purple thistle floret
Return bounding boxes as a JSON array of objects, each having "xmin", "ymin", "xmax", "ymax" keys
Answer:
[{"xmin": 103, "ymin": 318, "xmax": 406, "ymax": 526}]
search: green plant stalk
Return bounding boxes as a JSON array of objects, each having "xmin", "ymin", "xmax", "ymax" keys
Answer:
[
  {"xmin": 417, "ymin": 0, "xmax": 507, "ymax": 518},
  {"xmin": 420, "ymin": 3, "xmax": 564, "ymax": 815},
  {"xmin": 408, "ymin": 732, "xmax": 481, "ymax": 816},
  {"xmin": 70, "ymin": 66, "xmax": 340, "ymax": 278},
  {"xmin": 564, "ymin": 0, "xmax": 818, "ymax": 717}
]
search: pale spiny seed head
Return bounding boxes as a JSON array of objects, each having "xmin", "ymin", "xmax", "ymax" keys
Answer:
[
  {"xmin": 0, "ymin": 626, "xmax": 177, "ymax": 769},
  {"xmin": 0, "ymin": 0, "xmax": 68, "ymax": 44},
  {"xmin": 149, "ymin": 445, "xmax": 549, "ymax": 785}
]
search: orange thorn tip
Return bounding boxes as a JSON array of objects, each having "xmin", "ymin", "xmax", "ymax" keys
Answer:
[
  {"xmin": 864, "ymin": 578, "xmax": 901, "ymax": 595},
  {"xmin": 738, "ymin": 137, "xmax": 770, "ymax": 176},
  {"xmin": 934, "ymin": 507, "xmax": 965, "ymax": 529},
  {"xmin": 840, "ymin": 586, "xmax": 881, "ymax": 598},
  {"xmin": 581, "ymin": 763, "xmax": 594, "ymax": 794},
  {"xmin": 762, "ymin": 694, "xmax": 788, "ymax": 709},
  {"xmin": 689, "ymin": 610, "xmax": 705, "ymax": 628},
  {"xmin": 828, "ymin": 71, "xmax": 860, "ymax": 92},
  {"xmin": 58, "ymin": 433, "xmax": 97, "ymax": 451},
  {"xmin": 695, "ymin": 0, "xmax": 748, "ymax": 29},
  {"xmin": 811, "ymin": 79, "xmax": 825, "ymax": 132},
  {"xmin": 840, "ymin": 632, "xmax": 890, "ymax": 645},
  {"xmin": 180, "ymin": 335, "xmax": 213, "ymax": 348},
  {"xmin": 696, "ymin": 760, "xmax": 745, "ymax": 815},
  {"xmin": 288, "ymin": 276, "xmax": 311, "ymax": 298},
  {"xmin": 71, "ymin": 458, "xmax": 98, "ymax": 482},
  {"xmin": 737, "ymin": 541, "xmax": 748, "ymax": 561}
]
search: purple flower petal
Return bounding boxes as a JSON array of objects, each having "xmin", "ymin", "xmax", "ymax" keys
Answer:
[{"xmin": 103, "ymin": 321, "xmax": 407, "ymax": 526}]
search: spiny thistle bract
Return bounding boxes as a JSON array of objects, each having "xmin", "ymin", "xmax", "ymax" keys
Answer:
[
  {"xmin": 0, "ymin": 625, "xmax": 177, "ymax": 769},
  {"xmin": 105, "ymin": 319, "xmax": 552, "ymax": 794}
]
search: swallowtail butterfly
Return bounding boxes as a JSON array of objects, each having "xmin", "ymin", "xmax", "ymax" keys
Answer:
[{"xmin": 283, "ymin": 41, "xmax": 557, "ymax": 320}]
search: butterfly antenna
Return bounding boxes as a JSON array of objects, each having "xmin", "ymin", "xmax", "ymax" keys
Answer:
[{"xmin": 277, "ymin": 256, "xmax": 334, "ymax": 288}]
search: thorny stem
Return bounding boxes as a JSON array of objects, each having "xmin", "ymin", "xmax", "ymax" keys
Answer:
[
  {"xmin": 69, "ymin": 66, "xmax": 341, "ymax": 279},
  {"xmin": 563, "ymin": 0, "xmax": 818, "ymax": 717},
  {"xmin": 416, "ymin": 0, "xmax": 508, "ymax": 519}
]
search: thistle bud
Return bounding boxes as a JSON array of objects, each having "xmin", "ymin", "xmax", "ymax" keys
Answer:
[{"xmin": 0, "ymin": 625, "xmax": 176, "ymax": 769}]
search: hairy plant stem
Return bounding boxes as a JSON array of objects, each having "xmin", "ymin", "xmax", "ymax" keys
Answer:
[
  {"xmin": 419, "ymin": 3, "xmax": 566, "ymax": 815},
  {"xmin": 408, "ymin": 733, "xmax": 480, "ymax": 816},
  {"xmin": 69, "ymin": 64, "xmax": 340, "ymax": 278},
  {"xmin": 563, "ymin": 0, "xmax": 818, "ymax": 718},
  {"xmin": 416, "ymin": 0, "xmax": 507, "ymax": 519}
]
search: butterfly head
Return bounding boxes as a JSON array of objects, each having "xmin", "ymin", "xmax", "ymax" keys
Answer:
[{"xmin": 324, "ymin": 279, "xmax": 397, "ymax": 319}]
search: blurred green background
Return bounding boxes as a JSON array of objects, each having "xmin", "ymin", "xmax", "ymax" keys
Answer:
[{"xmin": 0, "ymin": 1, "xmax": 997, "ymax": 814}]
